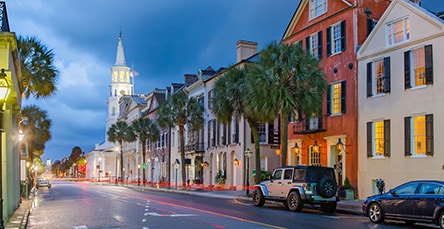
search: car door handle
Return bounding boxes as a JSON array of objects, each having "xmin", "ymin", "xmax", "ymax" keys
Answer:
[{"xmin": 287, "ymin": 182, "xmax": 292, "ymax": 184}]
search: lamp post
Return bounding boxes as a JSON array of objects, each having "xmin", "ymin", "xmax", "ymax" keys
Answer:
[
  {"xmin": 0, "ymin": 68, "xmax": 10, "ymax": 228},
  {"xmin": 174, "ymin": 159, "xmax": 180, "ymax": 189},
  {"xmin": 244, "ymin": 148, "xmax": 252, "ymax": 196},
  {"xmin": 137, "ymin": 164, "xmax": 141, "ymax": 186}
]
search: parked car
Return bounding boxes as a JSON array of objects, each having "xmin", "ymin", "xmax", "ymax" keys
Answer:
[
  {"xmin": 252, "ymin": 165, "xmax": 338, "ymax": 213},
  {"xmin": 37, "ymin": 178, "xmax": 51, "ymax": 188},
  {"xmin": 362, "ymin": 180, "xmax": 444, "ymax": 228}
]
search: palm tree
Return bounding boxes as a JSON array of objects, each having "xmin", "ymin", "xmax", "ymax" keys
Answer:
[
  {"xmin": 107, "ymin": 121, "xmax": 136, "ymax": 183},
  {"xmin": 157, "ymin": 91, "xmax": 204, "ymax": 187},
  {"xmin": 212, "ymin": 64, "xmax": 265, "ymax": 184},
  {"xmin": 17, "ymin": 36, "xmax": 58, "ymax": 99},
  {"xmin": 20, "ymin": 105, "xmax": 52, "ymax": 184},
  {"xmin": 247, "ymin": 41, "xmax": 327, "ymax": 166},
  {"xmin": 131, "ymin": 117, "xmax": 160, "ymax": 185}
]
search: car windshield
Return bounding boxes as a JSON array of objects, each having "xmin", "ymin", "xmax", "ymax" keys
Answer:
[{"xmin": 306, "ymin": 167, "xmax": 334, "ymax": 182}]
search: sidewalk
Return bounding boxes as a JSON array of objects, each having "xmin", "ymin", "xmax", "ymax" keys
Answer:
[{"xmin": 5, "ymin": 183, "xmax": 363, "ymax": 228}]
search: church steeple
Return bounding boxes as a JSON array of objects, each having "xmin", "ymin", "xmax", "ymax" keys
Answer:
[{"xmin": 115, "ymin": 33, "xmax": 126, "ymax": 66}]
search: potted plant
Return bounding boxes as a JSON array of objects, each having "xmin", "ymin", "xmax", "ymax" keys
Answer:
[{"xmin": 215, "ymin": 170, "xmax": 226, "ymax": 189}]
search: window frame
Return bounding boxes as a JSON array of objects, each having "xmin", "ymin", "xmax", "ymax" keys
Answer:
[
  {"xmin": 327, "ymin": 81, "xmax": 346, "ymax": 116},
  {"xmin": 306, "ymin": 31, "xmax": 322, "ymax": 59},
  {"xmin": 367, "ymin": 57, "xmax": 391, "ymax": 97},
  {"xmin": 404, "ymin": 45, "xmax": 433, "ymax": 89},
  {"xmin": 327, "ymin": 21, "xmax": 346, "ymax": 56},
  {"xmin": 309, "ymin": 0, "xmax": 327, "ymax": 20},
  {"xmin": 386, "ymin": 17, "xmax": 410, "ymax": 46},
  {"xmin": 405, "ymin": 114, "xmax": 433, "ymax": 157},
  {"xmin": 367, "ymin": 120, "xmax": 391, "ymax": 158}
]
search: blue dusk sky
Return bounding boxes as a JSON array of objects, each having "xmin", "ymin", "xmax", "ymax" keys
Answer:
[{"xmin": 5, "ymin": 0, "xmax": 444, "ymax": 163}]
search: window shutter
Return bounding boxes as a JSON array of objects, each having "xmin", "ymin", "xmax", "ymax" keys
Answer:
[
  {"xmin": 326, "ymin": 85, "xmax": 331, "ymax": 115},
  {"xmin": 425, "ymin": 44, "xmax": 433, "ymax": 85},
  {"xmin": 384, "ymin": 120, "xmax": 390, "ymax": 157},
  {"xmin": 426, "ymin": 114, "xmax": 434, "ymax": 156},
  {"xmin": 366, "ymin": 18, "xmax": 374, "ymax": 36},
  {"xmin": 404, "ymin": 117, "xmax": 411, "ymax": 156},
  {"xmin": 340, "ymin": 20, "xmax": 346, "ymax": 52},
  {"xmin": 341, "ymin": 81, "xmax": 346, "ymax": 113},
  {"xmin": 306, "ymin": 36, "xmax": 311, "ymax": 51},
  {"xmin": 207, "ymin": 120, "xmax": 211, "ymax": 147},
  {"xmin": 367, "ymin": 122, "xmax": 373, "ymax": 157},
  {"xmin": 404, "ymin": 51, "xmax": 411, "ymax": 89},
  {"xmin": 318, "ymin": 31, "xmax": 323, "ymax": 59},
  {"xmin": 367, "ymin": 62, "xmax": 373, "ymax": 97},
  {"xmin": 326, "ymin": 26, "xmax": 332, "ymax": 56},
  {"xmin": 383, "ymin": 57, "xmax": 391, "ymax": 93}
]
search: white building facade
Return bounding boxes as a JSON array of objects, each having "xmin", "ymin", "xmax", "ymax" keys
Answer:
[{"xmin": 357, "ymin": 0, "xmax": 444, "ymax": 198}]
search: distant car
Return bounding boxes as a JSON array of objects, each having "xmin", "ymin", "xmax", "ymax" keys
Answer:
[
  {"xmin": 362, "ymin": 180, "xmax": 444, "ymax": 228},
  {"xmin": 37, "ymin": 179, "xmax": 51, "ymax": 188},
  {"xmin": 253, "ymin": 165, "xmax": 338, "ymax": 213}
]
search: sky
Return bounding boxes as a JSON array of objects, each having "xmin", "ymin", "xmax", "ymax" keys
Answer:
[{"xmin": 6, "ymin": 0, "xmax": 444, "ymax": 163}]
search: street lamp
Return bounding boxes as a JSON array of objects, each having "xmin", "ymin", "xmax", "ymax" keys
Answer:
[
  {"xmin": 0, "ymin": 68, "xmax": 11, "ymax": 229},
  {"xmin": 291, "ymin": 143, "xmax": 300, "ymax": 165},
  {"xmin": 244, "ymin": 148, "xmax": 252, "ymax": 196}
]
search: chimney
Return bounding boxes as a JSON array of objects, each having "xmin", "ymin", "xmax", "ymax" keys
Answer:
[{"xmin": 236, "ymin": 40, "xmax": 258, "ymax": 63}]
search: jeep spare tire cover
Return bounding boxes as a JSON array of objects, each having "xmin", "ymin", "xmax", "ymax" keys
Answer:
[{"xmin": 317, "ymin": 177, "xmax": 337, "ymax": 198}]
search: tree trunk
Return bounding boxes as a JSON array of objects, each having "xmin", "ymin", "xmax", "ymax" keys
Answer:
[
  {"xmin": 281, "ymin": 111, "xmax": 289, "ymax": 166},
  {"xmin": 119, "ymin": 140, "xmax": 124, "ymax": 184},
  {"xmin": 247, "ymin": 119, "xmax": 262, "ymax": 185},
  {"xmin": 179, "ymin": 126, "xmax": 186, "ymax": 187},
  {"xmin": 142, "ymin": 140, "xmax": 146, "ymax": 184}
]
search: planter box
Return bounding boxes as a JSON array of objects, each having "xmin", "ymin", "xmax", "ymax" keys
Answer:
[{"xmin": 345, "ymin": 189, "xmax": 354, "ymax": 200}]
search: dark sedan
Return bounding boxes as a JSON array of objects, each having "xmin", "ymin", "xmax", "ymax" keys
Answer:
[{"xmin": 362, "ymin": 180, "xmax": 444, "ymax": 228}]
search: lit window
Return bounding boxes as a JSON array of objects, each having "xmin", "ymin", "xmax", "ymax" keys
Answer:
[
  {"xmin": 309, "ymin": 0, "xmax": 327, "ymax": 20},
  {"xmin": 405, "ymin": 114, "xmax": 433, "ymax": 157},
  {"xmin": 332, "ymin": 82, "xmax": 341, "ymax": 114},
  {"xmin": 375, "ymin": 60, "xmax": 385, "ymax": 94},
  {"xmin": 366, "ymin": 57, "xmax": 391, "ymax": 97},
  {"xmin": 367, "ymin": 120, "xmax": 390, "ymax": 158},
  {"xmin": 386, "ymin": 17, "xmax": 410, "ymax": 46},
  {"xmin": 374, "ymin": 121, "xmax": 384, "ymax": 156},
  {"xmin": 405, "ymin": 45, "xmax": 433, "ymax": 89}
]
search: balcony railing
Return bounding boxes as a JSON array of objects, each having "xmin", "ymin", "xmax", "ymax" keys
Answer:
[
  {"xmin": 292, "ymin": 115, "xmax": 327, "ymax": 134},
  {"xmin": 184, "ymin": 142, "xmax": 205, "ymax": 153},
  {"xmin": 0, "ymin": 2, "xmax": 10, "ymax": 32}
]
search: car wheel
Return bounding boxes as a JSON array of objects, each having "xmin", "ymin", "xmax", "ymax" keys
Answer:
[
  {"xmin": 320, "ymin": 201, "xmax": 337, "ymax": 213},
  {"xmin": 438, "ymin": 211, "xmax": 444, "ymax": 229},
  {"xmin": 317, "ymin": 177, "xmax": 337, "ymax": 198},
  {"xmin": 287, "ymin": 191, "xmax": 303, "ymax": 212},
  {"xmin": 368, "ymin": 202, "xmax": 384, "ymax": 224},
  {"xmin": 252, "ymin": 189, "xmax": 265, "ymax": 207}
]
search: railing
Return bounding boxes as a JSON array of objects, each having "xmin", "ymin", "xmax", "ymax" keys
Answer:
[
  {"xmin": 184, "ymin": 142, "xmax": 205, "ymax": 153},
  {"xmin": 0, "ymin": 2, "xmax": 10, "ymax": 32},
  {"xmin": 292, "ymin": 115, "xmax": 327, "ymax": 134}
]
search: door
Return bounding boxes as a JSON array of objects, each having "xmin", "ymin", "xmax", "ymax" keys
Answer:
[
  {"xmin": 281, "ymin": 168, "xmax": 294, "ymax": 198},
  {"xmin": 267, "ymin": 169, "xmax": 283, "ymax": 197}
]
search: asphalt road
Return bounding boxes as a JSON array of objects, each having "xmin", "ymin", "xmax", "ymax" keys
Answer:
[{"xmin": 27, "ymin": 181, "xmax": 438, "ymax": 229}]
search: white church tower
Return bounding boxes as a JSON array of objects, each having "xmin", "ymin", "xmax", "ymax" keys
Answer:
[{"xmin": 105, "ymin": 34, "xmax": 133, "ymax": 135}]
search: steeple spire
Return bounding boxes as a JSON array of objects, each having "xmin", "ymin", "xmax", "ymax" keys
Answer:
[{"xmin": 115, "ymin": 32, "xmax": 126, "ymax": 66}]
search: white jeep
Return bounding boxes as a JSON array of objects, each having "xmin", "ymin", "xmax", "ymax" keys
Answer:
[{"xmin": 252, "ymin": 165, "xmax": 338, "ymax": 213}]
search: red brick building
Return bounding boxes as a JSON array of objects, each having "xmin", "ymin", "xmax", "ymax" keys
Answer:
[{"xmin": 281, "ymin": 0, "xmax": 390, "ymax": 191}]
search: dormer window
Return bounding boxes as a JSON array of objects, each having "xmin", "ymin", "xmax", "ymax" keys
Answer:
[{"xmin": 309, "ymin": 0, "xmax": 327, "ymax": 20}]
